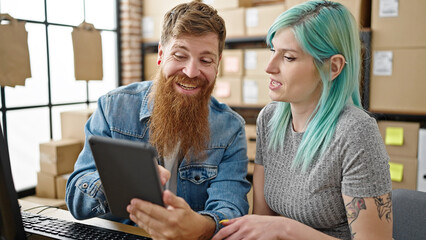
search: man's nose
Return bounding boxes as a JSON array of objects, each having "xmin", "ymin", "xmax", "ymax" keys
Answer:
[{"xmin": 182, "ymin": 60, "xmax": 201, "ymax": 79}]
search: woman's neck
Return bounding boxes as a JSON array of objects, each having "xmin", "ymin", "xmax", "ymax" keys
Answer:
[{"xmin": 290, "ymin": 102, "xmax": 318, "ymax": 132}]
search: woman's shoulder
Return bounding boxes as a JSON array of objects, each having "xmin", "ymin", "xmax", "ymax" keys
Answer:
[
  {"xmin": 337, "ymin": 105, "xmax": 378, "ymax": 134},
  {"xmin": 258, "ymin": 101, "xmax": 279, "ymax": 120}
]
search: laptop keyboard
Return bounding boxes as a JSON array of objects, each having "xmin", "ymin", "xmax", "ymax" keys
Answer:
[{"xmin": 22, "ymin": 211, "xmax": 152, "ymax": 240}]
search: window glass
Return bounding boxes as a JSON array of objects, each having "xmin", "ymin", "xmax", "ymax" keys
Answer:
[
  {"xmin": 5, "ymin": 23, "xmax": 48, "ymax": 108},
  {"xmin": 1, "ymin": 0, "xmax": 45, "ymax": 22},
  {"xmin": 46, "ymin": 0, "xmax": 84, "ymax": 26},
  {"xmin": 48, "ymin": 25, "xmax": 87, "ymax": 104},
  {"xmin": 51, "ymin": 104, "xmax": 88, "ymax": 140},
  {"xmin": 86, "ymin": 0, "xmax": 116, "ymax": 30},
  {"xmin": 7, "ymin": 108, "xmax": 50, "ymax": 191},
  {"xmin": 89, "ymin": 31, "xmax": 118, "ymax": 102}
]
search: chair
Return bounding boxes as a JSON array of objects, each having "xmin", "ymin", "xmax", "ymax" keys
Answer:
[{"xmin": 392, "ymin": 189, "xmax": 426, "ymax": 240}]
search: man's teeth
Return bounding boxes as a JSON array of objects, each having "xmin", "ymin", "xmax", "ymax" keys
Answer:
[
  {"xmin": 178, "ymin": 83, "xmax": 197, "ymax": 90},
  {"xmin": 271, "ymin": 80, "xmax": 282, "ymax": 87}
]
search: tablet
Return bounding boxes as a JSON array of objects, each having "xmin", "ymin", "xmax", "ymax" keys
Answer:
[{"xmin": 88, "ymin": 135, "xmax": 164, "ymax": 219}]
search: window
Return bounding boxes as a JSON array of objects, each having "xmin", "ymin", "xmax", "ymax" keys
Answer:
[{"xmin": 0, "ymin": 0, "xmax": 120, "ymax": 193}]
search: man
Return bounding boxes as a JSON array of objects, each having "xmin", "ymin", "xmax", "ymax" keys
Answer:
[{"xmin": 65, "ymin": 1, "xmax": 250, "ymax": 239}]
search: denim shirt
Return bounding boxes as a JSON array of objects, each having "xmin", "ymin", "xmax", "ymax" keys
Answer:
[{"xmin": 65, "ymin": 81, "xmax": 251, "ymax": 233}]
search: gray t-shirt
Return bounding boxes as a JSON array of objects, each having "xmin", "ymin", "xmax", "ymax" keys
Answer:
[{"xmin": 255, "ymin": 103, "xmax": 392, "ymax": 240}]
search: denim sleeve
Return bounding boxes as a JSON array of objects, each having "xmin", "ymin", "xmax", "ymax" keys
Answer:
[
  {"xmin": 198, "ymin": 125, "xmax": 251, "ymax": 233},
  {"xmin": 65, "ymin": 95, "xmax": 112, "ymax": 220}
]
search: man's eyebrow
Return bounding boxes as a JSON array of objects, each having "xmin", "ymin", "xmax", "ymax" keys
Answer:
[
  {"xmin": 171, "ymin": 43, "xmax": 217, "ymax": 57},
  {"xmin": 171, "ymin": 43, "xmax": 189, "ymax": 51}
]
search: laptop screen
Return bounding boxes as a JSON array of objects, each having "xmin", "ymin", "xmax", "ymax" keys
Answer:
[{"xmin": 0, "ymin": 122, "xmax": 27, "ymax": 239}]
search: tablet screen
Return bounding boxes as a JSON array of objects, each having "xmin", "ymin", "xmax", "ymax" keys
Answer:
[{"xmin": 88, "ymin": 136, "xmax": 164, "ymax": 219}]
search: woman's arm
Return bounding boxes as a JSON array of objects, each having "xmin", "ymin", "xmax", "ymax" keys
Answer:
[
  {"xmin": 253, "ymin": 164, "xmax": 276, "ymax": 215},
  {"xmin": 343, "ymin": 193, "xmax": 393, "ymax": 240}
]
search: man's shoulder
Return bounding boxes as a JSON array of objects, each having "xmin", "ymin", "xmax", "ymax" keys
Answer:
[
  {"xmin": 209, "ymin": 97, "xmax": 245, "ymax": 126},
  {"xmin": 106, "ymin": 81, "xmax": 153, "ymax": 98}
]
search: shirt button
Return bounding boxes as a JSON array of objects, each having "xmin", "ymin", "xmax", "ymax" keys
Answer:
[
  {"xmin": 194, "ymin": 175, "xmax": 201, "ymax": 181},
  {"xmin": 82, "ymin": 183, "xmax": 89, "ymax": 189}
]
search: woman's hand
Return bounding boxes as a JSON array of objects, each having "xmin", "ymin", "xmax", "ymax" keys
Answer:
[{"xmin": 212, "ymin": 215, "xmax": 287, "ymax": 240}]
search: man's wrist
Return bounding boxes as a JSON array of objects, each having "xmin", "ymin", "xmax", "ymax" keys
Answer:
[{"xmin": 197, "ymin": 214, "xmax": 216, "ymax": 240}]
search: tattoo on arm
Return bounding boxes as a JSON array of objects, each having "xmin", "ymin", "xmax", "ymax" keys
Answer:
[
  {"xmin": 374, "ymin": 192, "xmax": 392, "ymax": 222},
  {"xmin": 346, "ymin": 197, "xmax": 367, "ymax": 239}
]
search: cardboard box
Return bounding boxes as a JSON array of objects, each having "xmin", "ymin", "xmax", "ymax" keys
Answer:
[
  {"xmin": 36, "ymin": 171, "xmax": 57, "ymax": 199},
  {"xmin": 245, "ymin": 4, "xmax": 286, "ymax": 37},
  {"xmin": 141, "ymin": 15, "xmax": 162, "ymax": 43},
  {"xmin": 219, "ymin": 8, "xmax": 246, "ymax": 38},
  {"xmin": 202, "ymin": 0, "xmax": 252, "ymax": 10},
  {"xmin": 243, "ymin": 77, "xmax": 270, "ymax": 106},
  {"xmin": 371, "ymin": 0, "xmax": 426, "ymax": 48},
  {"xmin": 244, "ymin": 48, "xmax": 270, "ymax": 77},
  {"xmin": 377, "ymin": 121, "xmax": 420, "ymax": 158},
  {"xmin": 39, "ymin": 139, "xmax": 83, "ymax": 175},
  {"xmin": 252, "ymin": 0, "xmax": 284, "ymax": 6},
  {"xmin": 369, "ymin": 48, "xmax": 426, "ymax": 115},
  {"xmin": 417, "ymin": 129, "xmax": 426, "ymax": 192},
  {"xmin": 143, "ymin": 0, "xmax": 198, "ymax": 16},
  {"xmin": 213, "ymin": 77, "xmax": 242, "ymax": 106},
  {"xmin": 220, "ymin": 49, "xmax": 245, "ymax": 77},
  {"xmin": 285, "ymin": 0, "xmax": 371, "ymax": 28},
  {"xmin": 390, "ymin": 156, "xmax": 418, "ymax": 190},
  {"xmin": 60, "ymin": 109, "xmax": 95, "ymax": 141},
  {"xmin": 144, "ymin": 53, "xmax": 159, "ymax": 80},
  {"xmin": 56, "ymin": 173, "xmax": 71, "ymax": 199}
]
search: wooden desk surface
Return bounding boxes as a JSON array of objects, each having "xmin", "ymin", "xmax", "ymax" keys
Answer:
[{"xmin": 19, "ymin": 199, "xmax": 150, "ymax": 238}]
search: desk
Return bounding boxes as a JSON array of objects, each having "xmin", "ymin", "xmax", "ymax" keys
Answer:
[{"xmin": 19, "ymin": 199, "xmax": 151, "ymax": 238}]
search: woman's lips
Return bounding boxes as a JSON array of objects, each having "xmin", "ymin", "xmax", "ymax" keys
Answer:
[{"xmin": 269, "ymin": 79, "xmax": 282, "ymax": 90}]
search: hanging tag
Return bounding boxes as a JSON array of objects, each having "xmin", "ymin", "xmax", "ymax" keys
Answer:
[
  {"xmin": 72, "ymin": 21, "xmax": 103, "ymax": 81},
  {"xmin": 0, "ymin": 13, "xmax": 32, "ymax": 87}
]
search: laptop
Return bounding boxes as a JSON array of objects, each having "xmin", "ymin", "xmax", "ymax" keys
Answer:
[{"xmin": 0, "ymin": 122, "xmax": 151, "ymax": 240}]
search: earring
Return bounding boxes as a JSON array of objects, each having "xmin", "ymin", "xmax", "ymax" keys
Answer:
[{"xmin": 157, "ymin": 60, "xmax": 161, "ymax": 65}]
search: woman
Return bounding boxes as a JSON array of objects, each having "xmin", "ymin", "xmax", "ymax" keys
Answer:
[{"xmin": 212, "ymin": 1, "xmax": 392, "ymax": 239}]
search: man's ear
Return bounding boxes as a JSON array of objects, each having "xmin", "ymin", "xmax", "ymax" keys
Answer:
[
  {"xmin": 330, "ymin": 54, "xmax": 346, "ymax": 81},
  {"xmin": 216, "ymin": 54, "xmax": 222, "ymax": 75},
  {"xmin": 157, "ymin": 43, "xmax": 163, "ymax": 65}
]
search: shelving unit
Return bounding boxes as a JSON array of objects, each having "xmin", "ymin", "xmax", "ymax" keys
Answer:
[{"xmin": 140, "ymin": 30, "xmax": 426, "ymax": 127}]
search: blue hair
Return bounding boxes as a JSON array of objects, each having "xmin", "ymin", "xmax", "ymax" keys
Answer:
[{"xmin": 266, "ymin": 0, "xmax": 362, "ymax": 169}]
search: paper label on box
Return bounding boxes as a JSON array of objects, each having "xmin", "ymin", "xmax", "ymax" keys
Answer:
[
  {"xmin": 142, "ymin": 17, "xmax": 154, "ymax": 38},
  {"xmin": 202, "ymin": 0, "xmax": 215, "ymax": 5},
  {"xmin": 373, "ymin": 51, "xmax": 393, "ymax": 76},
  {"xmin": 245, "ymin": 51, "xmax": 258, "ymax": 70},
  {"xmin": 224, "ymin": 56, "xmax": 240, "ymax": 73},
  {"xmin": 244, "ymin": 79, "xmax": 258, "ymax": 104},
  {"xmin": 389, "ymin": 162, "xmax": 404, "ymax": 182},
  {"xmin": 246, "ymin": 9, "xmax": 259, "ymax": 27},
  {"xmin": 379, "ymin": 0, "xmax": 399, "ymax": 17},
  {"xmin": 214, "ymin": 81, "xmax": 231, "ymax": 98}
]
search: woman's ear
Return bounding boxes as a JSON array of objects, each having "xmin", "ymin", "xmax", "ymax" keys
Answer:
[{"xmin": 330, "ymin": 54, "xmax": 346, "ymax": 81}]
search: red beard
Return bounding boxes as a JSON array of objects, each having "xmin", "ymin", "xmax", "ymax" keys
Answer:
[{"xmin": 149, "ymin": 71, "xmax": 215, "ymax": 162}]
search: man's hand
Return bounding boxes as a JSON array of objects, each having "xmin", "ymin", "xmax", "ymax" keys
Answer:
[
  {"xmin": 127, "ymin": 190, "xmax": 216, "ymax": 240},
  {"xmin": 157, "ymin": 165, "xmax": 170, "ymax": 186}
]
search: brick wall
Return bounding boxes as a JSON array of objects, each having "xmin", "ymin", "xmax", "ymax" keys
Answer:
[{"xmin": 120, "ymin": 0, "xmax": 143, "ymax": 85}]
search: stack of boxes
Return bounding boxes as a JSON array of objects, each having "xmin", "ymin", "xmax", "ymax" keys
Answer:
[
  {"xmin": 369, "ymin": 0, "xmax": 426, "ymax": 191},
  {"xmin": 369, "ymin": 0, "xmax": 426, "ymax": 115},
  {"xmin": 377, "ymin": 121, "xmax": 420, "ymax": 190},
  {"xmin": 211, "ymin": 0, "xmax": 285, "ymax": 107},
  {"xmin": 36, "ymin": 109, "xmax": 94, "ymax": 199}
]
